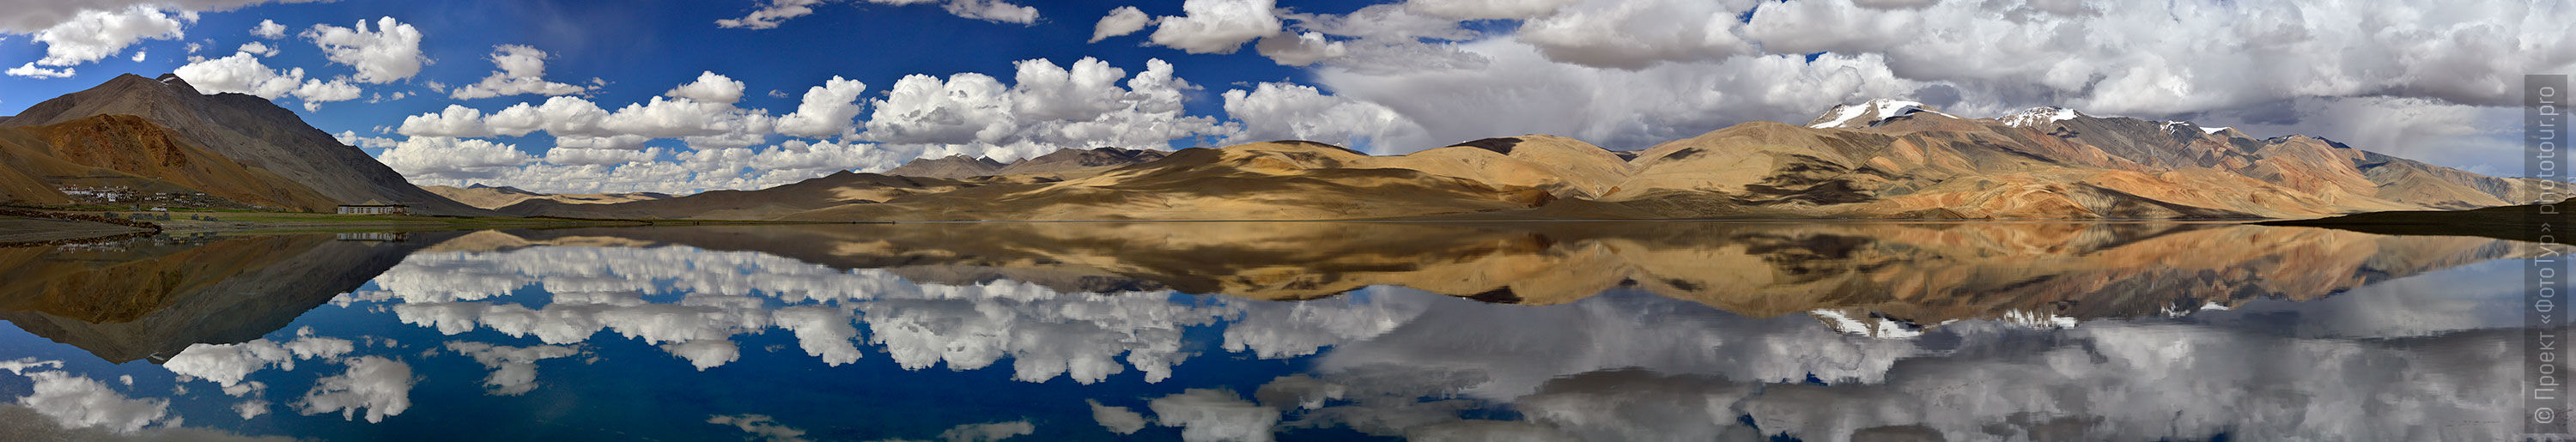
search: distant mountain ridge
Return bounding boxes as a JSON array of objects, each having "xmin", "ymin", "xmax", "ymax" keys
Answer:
[
  {"xmin": 2, "ymin": 73, "xmax": 2555, "ymax": 221},
  {"xmin": 0, "ymin": 74, "xmax": 487, "ymax": 215},
  {"xmin": 499, "ymin": 98, "xmax": 2565, "ymax": 221},
  {"xmin": 883, "ymin": 147, "xmax": 1171, "ymax": 179},
  {"xmin": 424, "ymin": 184, "xmax": 671, "ymax": 210}
]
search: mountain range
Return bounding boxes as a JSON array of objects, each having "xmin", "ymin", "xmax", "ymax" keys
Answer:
[
  {"xmin": 495, "ymin": 98, "xmax": 2563, "ymax": 221},
  {"xmin": 0, "ymin": 75, "xmax": 2558, "ymax": 221},
  {"xmin": 422, "ymin": 183, "xmax": 671, "ymax": 209},
  {"xmin": 0, "ymin": 74, "xmax": 486, "ymax": 215}
]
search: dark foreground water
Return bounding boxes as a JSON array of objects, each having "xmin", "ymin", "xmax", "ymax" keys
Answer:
[{"xmin": 0, "ymin": 222, "xmax": 2551, "ymax": 440}]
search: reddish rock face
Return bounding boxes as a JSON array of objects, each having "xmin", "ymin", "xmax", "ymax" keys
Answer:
[
  {"xmin": 7, "ymin": 114, "xmax": 340, "ymax": 211},
  {"xmin": 3, "ymin": 74, "xmax": 491, "ymax": 215}
]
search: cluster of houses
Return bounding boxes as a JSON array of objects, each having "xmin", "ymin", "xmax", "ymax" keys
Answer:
[
  {"xmin": 54, "ymin": 185, "xmax": 135, "ymax": 203},
  {"xmin": 52, "ymin": 183, "xmax": 416, "ymax": 215},
  {"xmin": 52, "ymin": 185, "xmax": 227, "ymax": 208},
  {"xmin": 335, "ymin": 200, "xmax": 409, "ymax": 215}
]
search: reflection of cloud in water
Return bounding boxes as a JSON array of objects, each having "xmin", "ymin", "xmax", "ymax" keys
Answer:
[
  {"xmin": 0, "ymin": 403, "xmax": 290, "ymax": 441},
  {"xmin": 1207, "ymin": 318, "xmax": 2522, "ymax": 440},
  {"xmin": 295, "ymin": 355, "xmax": 414, "ymax": 423},
  {"xmin": 3, "ymin": 360, "xmax": 299, "ymax": 438},
  {"xmin": 375, "ymin": 245, "xmax": 1250, "ymax": 383},
  {"xmin": 0, "ymin": 357, "xmax": 64, "ymax": 374},
  {"xmin": 233, "ymin": 398, "xmax": 270, "ymax": 420},
  {"xmin": 708, "ymin": 414, "xmax": 809, "ymax": 442},
  {"xmin": 347, "ymin": 236, "xmax": 2528, "ymax": 439},
  {"xmin": 860, "ymin": 279, "xmax": 1223, "ymax": 384},
  {"xmin": 1147, "ymin": 389, "xmax": 1280, "ymax": 442},
  {"xmin": 14, "ymin": 370, "xmax": 171, "ymax": 433},
  {"xmin": 1307, "ymin": 289, "xmax": 1923, "ymax": 398},
  {"xmin": 936, "ymin": 419, "xmax": 1036, "ymax": 441},
  {"xmin": 1103, "ymin": 283, "xmax": 2529, "ymax": 440},
  {"xmin": 2182, "ymin": 259, "xmax": 2526, "ymax": 339},
  {"xmin": 1730, "ymin": 322, "xmax": 2518, "ymax": 440},
  {"xmin": 1220, "ymin": 289, "xmax": 1425, "ymax": 359},
  {"xmin": 1086, "ymin": 399, "xmax": 1147, "ymax": 434},
  {"xmin": 163, "ymin": 335, "xmax": 355, "ymax": 387},
  {"xmin": 442, "ymin": 342, "xmax": 582, "ymax": 395}
]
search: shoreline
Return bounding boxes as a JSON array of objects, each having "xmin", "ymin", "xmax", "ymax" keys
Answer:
[{"xmin": 0, "ymin": 207, "xmax": 844, "ymax": 245}]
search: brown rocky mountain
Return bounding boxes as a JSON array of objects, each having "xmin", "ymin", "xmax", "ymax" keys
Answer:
[
  {"xmin": 424, "ymin": 184, "xmax": 671, "ymax": 210},
  {"xmin": 1, "ymin": 74, "xmax": 489, "ymax": 215},
  {"xmin": 0, "ymin": 231, "xmax": 461, "ymax": 363},
  {"xmin": 882, "ymin": 154, "xmax": 1005, "ymax": 179},
  {"xmin": 0, "ymin": 114, "xmax": 339, "ymax": 210}
]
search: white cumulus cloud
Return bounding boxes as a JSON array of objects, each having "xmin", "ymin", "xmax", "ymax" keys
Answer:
[
  {"xmin": 250, "ymin": 18, "xmax": 285, "ymax": 38},
  {"xmin": 450, "ymin": 45, "xmax": 592, "ymax": 100},
  {"xmin": 774, "ymin": 76, "xmax": 870, "ymax": 138},
  {"xmin": 1091, "ymin": 6, "xmax": 1153, "ymax": 43},
  {"xmin": 1220, "ymin": 82, "xmax": 1431, "ymax": 152},
  {"xmin": 717, "ymin": 0, "xmax": 1039, "ymax": 27},
  {"xmin": 1146, "ymin": 0, "xmax": 1281, "ymax": 54},
  {"xmin": 664, "ymin": 70, "xmax": 747, "ymax": 104},
  {"xmin": 301, "ymin": 16, "xmax": 428, "ymax": 84},
  {"xmin": 7, "ymin": 62, "xmax": 76, "ymax": 78},
  {"xmin": 27, "ymin": 6, "xmax": 191, "ymax": 67}
]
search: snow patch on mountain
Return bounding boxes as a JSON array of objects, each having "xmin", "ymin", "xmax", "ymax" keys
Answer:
[
  {"xmin": 2158, "ymin": 120, "xmax": 2237, "ymax": 136},
  {"xmin": 1806, "ymin": 99, "xmax": 1955, "ymax": 129},
  {"xmin": 2000, "ymin": 106, "xmax": 2084, "ymax": 128}
]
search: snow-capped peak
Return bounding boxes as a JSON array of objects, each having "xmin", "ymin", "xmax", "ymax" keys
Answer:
[
  {"xmin": 2159, "ymin": 120, "xmax": 2234, "ymax": 136},
  {"xmin": 1806, "ymin": 99, "xmax": 1955, "ymax": 129},
  {"xmin": 1999, "ymin": 106, "xmax": 2085, "ymax": 128}
]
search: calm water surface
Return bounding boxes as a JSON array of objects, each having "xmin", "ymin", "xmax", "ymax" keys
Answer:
[{"xmin": 0, "ymin": 222, "xmax": 2549, "ymax": 440}]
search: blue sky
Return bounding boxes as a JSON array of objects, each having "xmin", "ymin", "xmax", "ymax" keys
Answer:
[
  {"xmin": 2, "ymin": 0, "xmax": 1344, "ymax": 153},
  {"xmin": 0, "ymin": 0, "xmax": 2567, "ymax": 193}
]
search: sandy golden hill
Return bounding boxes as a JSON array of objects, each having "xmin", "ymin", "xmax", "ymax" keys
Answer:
[
  {"xmin": 495, "ymin": 171, "xmax": 977, "ymax": 220},
  {"xmin": 785, "ymin": 140, "xmax": 1558, "ymax": 221},
  {"xmin": 553, "ymin": 102, "xmax": 2558, "ymax": 222},
  {"xmin": 2, "ymin": 74, "xmax": 489, "ymax": 215},
  {"xmin": 424, "ymin": 184, "xmax": 671, "ymax": 210}
]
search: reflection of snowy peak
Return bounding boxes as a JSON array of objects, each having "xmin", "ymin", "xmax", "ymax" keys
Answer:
[
  {"xmin": 1807, "ymin": 309, "xmax": 1926, "ymax": 338},
  {"xmin": 1805, "ymin": 99, "xmax": 1956, "ymax": 129}
]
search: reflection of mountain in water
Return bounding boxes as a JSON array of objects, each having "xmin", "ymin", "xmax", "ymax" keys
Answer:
[
  {"xmin": 0, "ymin": 233, "xmax": 457, "ymax": 362},
  {"xmin": 0, "ymin": 223, "xmax": 2539, "ymax": 440},
  {"xmin": 439, "ymin": 222, "xmax": 2537, "ymax": 330}
]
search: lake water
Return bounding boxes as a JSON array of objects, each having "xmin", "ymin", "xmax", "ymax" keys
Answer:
[{"xmin": 0, "ymin": 222, "xmax": 2551, "ymax": 441}]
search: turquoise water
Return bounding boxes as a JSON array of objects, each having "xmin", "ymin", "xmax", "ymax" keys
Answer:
[{"xmin": 0, "ymin": 223, "xmax": 2547, "ymax": 440}]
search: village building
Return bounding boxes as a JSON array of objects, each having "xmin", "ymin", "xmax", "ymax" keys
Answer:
[{"xmin": 336, "ymin": 200, "xmax": 409, "ymax": 215}]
